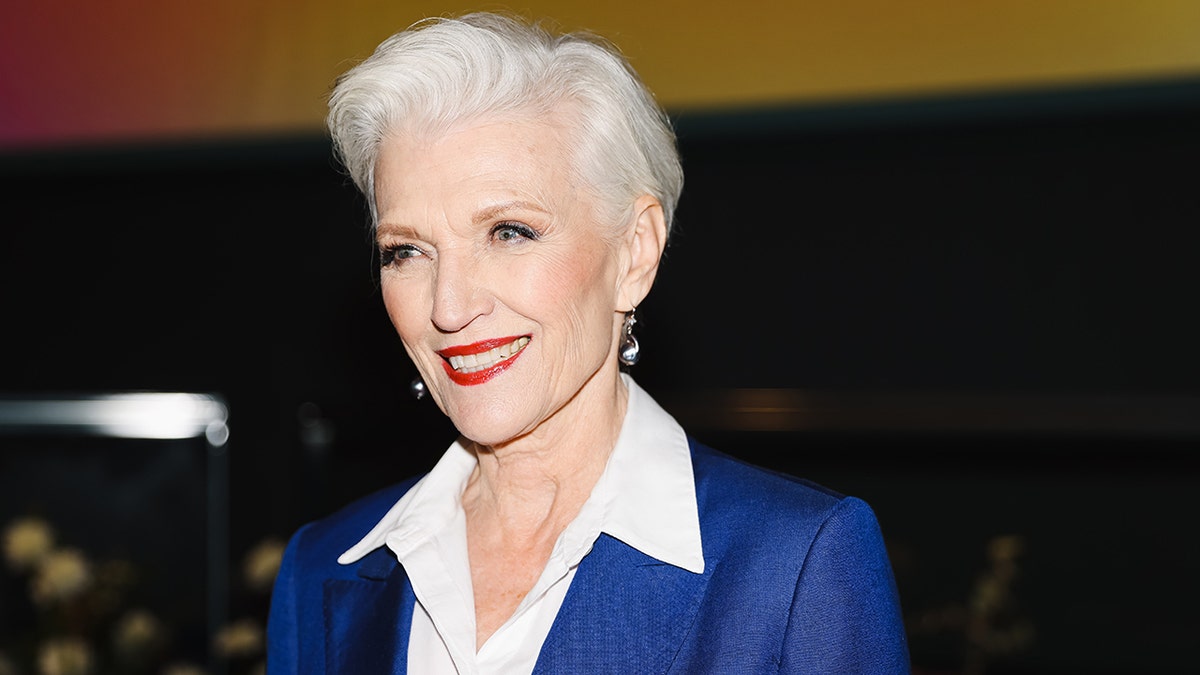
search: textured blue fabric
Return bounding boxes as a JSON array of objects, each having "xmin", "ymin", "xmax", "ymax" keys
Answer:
[
  {"xmin": 266, "ymin": 476, "xmax": 421, "ymax": 675},
  {"xmin": 266, "ymin": 440, "xmax": 910, "ymax": 673}
]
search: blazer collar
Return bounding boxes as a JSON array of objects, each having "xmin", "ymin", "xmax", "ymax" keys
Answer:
[
  {"xmin": 324, "ymin": 546, "xmax": 415, "ymax": 674},
  {"xmin": 322, "ymin": 532, "xmax": 713, "ymax": 674},
  {"xmin": 534, "ymin": 533, "xmax": 713, "ymax": 673}
]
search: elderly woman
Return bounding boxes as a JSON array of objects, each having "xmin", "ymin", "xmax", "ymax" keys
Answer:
[{"xmin": 267, "ymin": 12, "xmax": 908, "ymax": 674}]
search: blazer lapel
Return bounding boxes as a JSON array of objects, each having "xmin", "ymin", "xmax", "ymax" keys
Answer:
[
  {"xmin": 323, "ymin": 546, "xmax": 415, "ymax": 675},
  {"xmin": 534, "ymin": 533, "xmax": 713, "ymax": 674}
]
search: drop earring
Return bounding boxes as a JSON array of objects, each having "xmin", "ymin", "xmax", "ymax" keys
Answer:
[
  {"xmin": 409, "ymin": 376, "xmax": 427, "ymax": 400},
  {"xmin": 619, "ymin": 309, "xmax": 641, "ymax": 367}
]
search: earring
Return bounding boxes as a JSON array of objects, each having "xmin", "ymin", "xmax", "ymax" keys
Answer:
[
  {"xmin": 409, "ymin": 376, "xmax": 427, "ymax": 400},
  {"xmin": 619, "ymin": 309, "xmax": 641, "ymax": 366}
]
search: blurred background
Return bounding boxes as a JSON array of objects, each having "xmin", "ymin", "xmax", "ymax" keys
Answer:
[{"xmin": 2, "ymin": 1, "xmax": 1198, "ymax": 673}]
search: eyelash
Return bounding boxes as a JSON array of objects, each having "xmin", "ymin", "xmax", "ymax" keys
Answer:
[
  {"xmin": 379, "ymin": 243, "xmax": 422, "ymax": 268},
  {"xmin": 491, "ymin": 221, "xmax": 539, "ymax": 243},
  {"xmin": 378, "ymin": 222, "xmax": 539, "ymax": 268}
]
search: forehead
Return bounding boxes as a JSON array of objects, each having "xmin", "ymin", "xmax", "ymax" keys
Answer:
[{"xmin": 374, "ymin": 113, "xmax": 583, "ymax": 217}]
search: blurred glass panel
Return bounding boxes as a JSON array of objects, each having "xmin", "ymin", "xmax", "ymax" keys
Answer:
[{"xmin": 0, "ymin": 393, "xmax": 229, "ymax": 673}]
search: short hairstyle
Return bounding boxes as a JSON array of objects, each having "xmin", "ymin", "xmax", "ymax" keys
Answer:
[{"xmin": 327, "ymin": 12, "xmax": 684, "ymax": 233}]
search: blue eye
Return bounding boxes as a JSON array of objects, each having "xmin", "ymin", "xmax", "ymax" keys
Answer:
[
  {"xmin": 379, "ymin": 244, "xmax": 422, "ymax": 267},
  {"xmin": 492, "ymin": 222, "xmax": 538, "ymax": 243}
]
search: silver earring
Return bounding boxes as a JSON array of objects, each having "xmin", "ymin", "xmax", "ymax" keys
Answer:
[
  {"xmin": 410, "ymin": 376, "xmax": 427, "ymax": 400},
  {"xmin": 619, "ymin": 310, "xmax": 641, "ymax": 367}
]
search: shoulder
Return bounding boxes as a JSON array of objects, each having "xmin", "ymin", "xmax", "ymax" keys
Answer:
[
  {"xmin": 688, "ymin": 438, "xmax": 881, "ymax": 558},
  {"xmin": 267, "ymin": 477, "xmax": 423, "ymax": 666},
  {"xmin": 689, "ymin": 438, "xmax": 847, "ymax": 518},
  {"xmin": 281, "ymin": 476, "xmax": 422, "ymax": 578},
  {"xmin": 679, "ymin": 439, "xmax": 908, "ymax": 670}
]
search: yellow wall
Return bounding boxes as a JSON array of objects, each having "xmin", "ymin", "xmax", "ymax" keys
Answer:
[
  {"xmin": 238, "ymin": 0, "xmax": 1200, "ymax": 132},
  {"xmin": 5, "ymin": 1, "xmax": 1200, "ymax": 145}
]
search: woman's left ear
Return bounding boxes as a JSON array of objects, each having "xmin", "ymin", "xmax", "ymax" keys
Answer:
[{"xmin": 617, "ymin": 195, "xmax": 669, "ymax": 312}]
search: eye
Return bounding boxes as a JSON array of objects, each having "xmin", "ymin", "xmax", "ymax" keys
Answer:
[
  {"xmin": 379, "ymin": 243, "xmax": 423, "ymax": 268},
  {"xmin": 491, "ymin": 221, "xmax": 539, "ymax": 244}
]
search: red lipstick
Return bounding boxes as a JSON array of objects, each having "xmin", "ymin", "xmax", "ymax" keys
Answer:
[{"xmin": 436, "ymin": 335, "xmax": 530, "ymax": 386}]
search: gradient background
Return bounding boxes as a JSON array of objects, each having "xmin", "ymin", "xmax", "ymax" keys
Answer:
[{"xmin": 4, "ymin": 0, "xmax": 1200, "ymax": 148}]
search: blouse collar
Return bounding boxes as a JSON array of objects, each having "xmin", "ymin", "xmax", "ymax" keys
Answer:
[{"xmin": 338, "ymin": 374, "xmax": 704, "ymax": 574}]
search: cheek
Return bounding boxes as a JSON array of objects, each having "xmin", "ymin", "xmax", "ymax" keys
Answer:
[
  {"xmin": 381, "ymin": 279, "xmax": 430, "ymax": 342},
  {"xmin": 513, "ymin": 250, "xmax": 617, "ymax": 348}
]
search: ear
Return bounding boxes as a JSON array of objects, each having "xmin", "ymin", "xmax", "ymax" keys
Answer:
[{"xmin": 616, "ymin": 194, "xmax": 668, "ymax": 312}]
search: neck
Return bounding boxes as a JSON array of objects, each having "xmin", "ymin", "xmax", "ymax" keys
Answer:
[{"xmin": 463, "ymin": 370, "xmax": 629, "ymax": 535}]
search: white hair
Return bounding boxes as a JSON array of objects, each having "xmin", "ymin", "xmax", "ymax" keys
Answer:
[{"xmin": 327, "ymin": 12, "xmax": 683, "ymax": 233}]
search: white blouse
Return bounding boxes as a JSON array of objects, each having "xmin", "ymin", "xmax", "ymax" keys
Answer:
[{"xmin": 337, "ymin": 375, "xmax": 705, "ymax": 675}]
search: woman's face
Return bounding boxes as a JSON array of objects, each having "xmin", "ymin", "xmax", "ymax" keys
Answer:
[{"xmin": 373, "ymin": 114, "xmax": 629, "ymax": 446}]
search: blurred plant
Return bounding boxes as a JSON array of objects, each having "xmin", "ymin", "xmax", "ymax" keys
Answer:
[
  {"xmin": 209, "ymin": 537, "xmax": 283, "ymax": 675},
  {"xmin": 212, "ymin": 619, "xmax": 262, "ymax": 660},
  {"xmin": 962, "ymin": 535, "xmax": 1034, "ymax": 672},
  {"xmin": 1, "ymin": 517, "xmax": 124, "ymax": 674},
  {"xmin": 37, "ymin": 637, "xmax": 93, "ymax": 675},
  {"xmin": 112, "ymin": 608, "xmax": 167, "ymax": 668},
  {"xmin": 3, "ymin": 515, "xmax": 283, "ymax": 675},
  {"xmin": 4, "ymin": 516, "xmax": 55, "ymax": 572},
  {"xmin": 909, "ymin": 534, "xmax": 1034, "ymax": 675},
  {"xmin": 241, "ymin": 538, "xmax": 285, "ymax": 594},
  {"xmin": 31, "ymin": 549, "xmax": 92, "ymax": 608}
]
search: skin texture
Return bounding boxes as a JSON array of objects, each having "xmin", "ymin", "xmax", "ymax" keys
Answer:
[{"xmin": 373, "ymin": 110, "xmax": 667, "ymax": 648}]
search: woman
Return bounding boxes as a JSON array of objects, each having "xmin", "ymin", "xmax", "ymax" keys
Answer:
[{"xmin": 268, "ymin": 12, "xmax": 908, "ymax": 674}]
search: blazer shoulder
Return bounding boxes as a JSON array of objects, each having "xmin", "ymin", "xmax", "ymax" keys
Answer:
[
  {"xmin": 689, "ymin": 438, "xmax": 846, "ymax": 513},
  {"xmin": 284, "ymin": 476, "xmax": 423, "ymax": 575},
  {"xmin": 687, "ymin": 438, "xmax": 883, "ymax": 555}
]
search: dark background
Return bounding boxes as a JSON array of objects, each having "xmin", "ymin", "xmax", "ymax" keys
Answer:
[{"xmin": 3, "ymin": 79, "xmax": 1198, "ymax": 673}]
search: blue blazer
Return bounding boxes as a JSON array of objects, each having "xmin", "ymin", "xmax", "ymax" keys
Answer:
[{"xmin": 267, "ymin": 439, "xmax": 910, "ymax": 673}]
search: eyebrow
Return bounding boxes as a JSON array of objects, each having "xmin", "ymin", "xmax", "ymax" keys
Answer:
[
  {"xmin": 472, "ymin": 200, "xmax": 551, "ymax": 224},
  {"xmin": 374, "ymin": 222, "xmax": 420, "ymax": 240},
  {"xmin": 376, "ymin": 199, "xmax": 552, "ymax": 239}
]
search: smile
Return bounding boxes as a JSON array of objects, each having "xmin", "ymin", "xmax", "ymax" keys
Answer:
[{"xmin": 436, "ymin": 336, "xmax": 530, "ymax": 385}]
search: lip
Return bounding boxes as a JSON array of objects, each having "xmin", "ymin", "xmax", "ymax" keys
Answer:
[{"xmin": 436, "ymin": 335, "xmax": 530, "ymax": 386}]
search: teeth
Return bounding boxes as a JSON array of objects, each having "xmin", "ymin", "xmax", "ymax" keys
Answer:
[{"xmin": 447, "ymin": 337, "xmax": 529, "ymax": 373}]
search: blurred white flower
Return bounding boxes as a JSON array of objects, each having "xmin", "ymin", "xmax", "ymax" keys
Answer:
[
  {"xmin": 37, "ymin": 637, "xmax": 93, "ymax": 675},
  {"xmin": 3, "ymin": 517, "xmax": 55, "ymax": 571},
  {"xmin": 113, "ymin": 608, "xmax": 165, "ymax": 660},
  {"xmin": 31, "ymin": 549, "xmax": 92, "ymax": 606},
  {"xmin": 213, "ymin": 618, "xmax": 263, "ymax": 659},
  {"xmin": 242, "ymin": 538, "xmax": 286, "ymax": 593}
]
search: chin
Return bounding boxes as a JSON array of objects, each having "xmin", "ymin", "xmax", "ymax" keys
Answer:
[
  {"xmin": 442, "ymin": 399, "xmax": 534, "ymax": 448},
  {"xmin": 454, "ymin": 422, "xmax": 530, "ymax": 449}
]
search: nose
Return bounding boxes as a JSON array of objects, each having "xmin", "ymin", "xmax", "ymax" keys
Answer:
[{"xmin": 430, "ymin": 249, "xmax": 492, "ymax": 333}]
